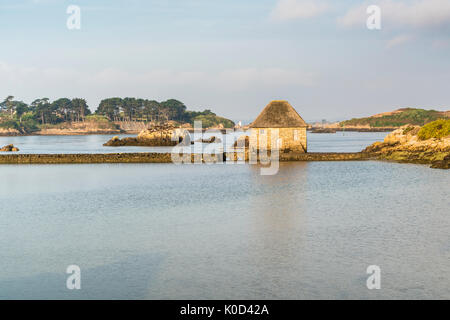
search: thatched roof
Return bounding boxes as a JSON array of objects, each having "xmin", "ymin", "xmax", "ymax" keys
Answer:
[{"xmin": 250, "ymin": 100, "xmax": 307, "ymax": 128}]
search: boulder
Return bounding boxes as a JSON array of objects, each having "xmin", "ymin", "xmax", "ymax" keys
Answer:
[
  {"xmin": 192, "ymin": 136, "xmax": 222, "ymax": 144},
  {"xmin": 310, "ymin": 128, "xmax": 337, "ymax": 133},
  {"xmin": 0, "ymin": 144, "xmax": 19, "ymax": 152},
  {"xmin": 104, "ymin": 126, "xmax": 189, "ymax": 147}
]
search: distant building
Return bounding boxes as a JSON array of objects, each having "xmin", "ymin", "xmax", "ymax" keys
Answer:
[{"xmin": 249, "ymin": 100, "xmax": 307, "ymax": 153}]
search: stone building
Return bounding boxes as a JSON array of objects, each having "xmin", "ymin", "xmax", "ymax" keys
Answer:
[{"xmin": 249, "ymin": 100, "xmax": 307, "ymax": 153}]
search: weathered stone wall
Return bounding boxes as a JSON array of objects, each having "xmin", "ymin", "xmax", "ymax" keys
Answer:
[
  {"xmin": 0, "ymin": 151, "xmax": 371, "ymax": 164},
  {"xmin": 279, "ymin": 152, "xmax": 370, "ymax": 161},
  {"xmin": 0, "ymin": 153, "xmax": 174, "ymax": 164},
  {"xmin": 250, "ymin": 128, "xmax": 307, "ymax": 153}
]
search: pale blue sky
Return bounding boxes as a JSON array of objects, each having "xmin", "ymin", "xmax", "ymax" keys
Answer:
[{"xmin": 1, "ymin": 0, "xmax": 449, "ymax": 122}]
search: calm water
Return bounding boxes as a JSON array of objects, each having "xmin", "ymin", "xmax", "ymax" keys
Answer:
[
  {"xmin": 0, "ymin": 133, "xmax": 449, "ymax": 300},
  {"xmin": 0, "ymin": 131, "xmax": 387, "ymax": 154}
]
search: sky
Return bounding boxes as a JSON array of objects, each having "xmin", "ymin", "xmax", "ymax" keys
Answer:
[{"xmin": 0, "ymin": 0, "xmax": 449, "ymax": 122}]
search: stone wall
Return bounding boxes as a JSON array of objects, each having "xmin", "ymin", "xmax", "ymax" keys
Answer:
[
  {"xmin": 249, "ymin": 127, "xmax": 307, "ymax": 153},
  {"xmin": 0, "ymin": 151, "xmax": 371, "ymax": 164},
  {"xmin": 0, "ymin": 153, "xmax": 174, "ymax": 164}
]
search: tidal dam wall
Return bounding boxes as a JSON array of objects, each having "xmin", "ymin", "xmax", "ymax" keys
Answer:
[{"xmin": 0, "ymin": 152, "xmax": 371, "ymax": 164}]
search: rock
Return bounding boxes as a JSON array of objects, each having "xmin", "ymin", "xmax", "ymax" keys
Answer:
[
  {"xmin": 363, "ymin": 124, "xmax": 450, "ymax": 169},
  {"xmin": 430, "ymin": 160, "xmax": 450, "ymax": 169},
  {"xmin": 192, "ymin": 136, "xmax": 222, "ymax": 144},
  {"xmin": 104, "ymin": 137, "xmax": 139, "ymax": 147},
  {"xmin": 310, "ymin": 128, "xmax": 337, "ymax": 133},
  {"xmin": 0, "ymin": 144, "xmax": 20, "ymax": 152},
  {"xmin": 104, "ymin": 126, "xmax": 189, "ymax": 147},
  {"xmin": 181, "ymin": 123, "xmax": 193, "ymax": 129},
  {"xmin": 431, "ymin": 154, "xmax": 450, "ymax": 169},
  {"xmin": 362, "ymin": 141, "xmax": 390, "ymax": 153}
]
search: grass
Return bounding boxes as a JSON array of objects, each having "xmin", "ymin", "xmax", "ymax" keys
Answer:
[
  {"xmin": 417, "ymin": 119, "xmax": 450, "ymax": 140},
  {"xmin": 85, "ymin": 114, "xmax": 111, "ymax": 122}
]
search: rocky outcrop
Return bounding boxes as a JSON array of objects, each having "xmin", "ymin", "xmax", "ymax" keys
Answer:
[
  {"xmin": 310, "ymin": 128, "xmax": 337, "ymax": 133},
  {"xmin": 192, "ymin": 136, "xmax": 222, "ymax": 144},
  {"xmin": 363, "ymin": 125, "xmax": 450, "ymax": 169},
  {"xmin": 0, "ymin": 144, "xmax": 19, "ymax": 152},
  {"xmin": 430, "ymin": 155, "xmax": 450, "ymax": 169},
  {"xmin": 0, "ymin": 128, "xmax": 21, "ymax": 136},
  {"xmin": 104, "ymin": 125, "xmax": 188, "ymax": 147}
]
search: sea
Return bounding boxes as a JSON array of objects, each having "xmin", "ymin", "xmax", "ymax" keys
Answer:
[{"xmin": 0, "ymin": 132, "xmax": 449, "ymax": 299}]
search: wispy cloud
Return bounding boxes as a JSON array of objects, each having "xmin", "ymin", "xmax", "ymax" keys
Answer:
[
  {"xmin": 0, "ymin": 61, "xmax": 317, "ymax": 108},
  {"xmin": 270, "ymin": 0, "xmax": 329, "ymax": 21},
  {"xmin": 386, "ymin": 34, "xmax": 414, "ymax": 48},
  {"xmin": 432, "ymin": 38, "xmax": 450, "ymax": 49}
]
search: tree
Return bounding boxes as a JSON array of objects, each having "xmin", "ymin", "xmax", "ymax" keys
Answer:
[
  {"xmin": 14, "ymin": 102, "xmax": 29, "ymax": 123},
  {"xmin": 1, "ymin": 96, "xmax": 15, "ymax": 117},
  {"xmin": 71, "ymin": 98, "xmax": 90, "ymax": 121},
  {"xmin": 32, "ymin": 98, "xmax": 51, "ymax": 125},
  {"xmin": 143, "ymin": 100, "xmax": 160, "ymax": 122},
  {"xmin": 97, "ymin": 98, "xmax": 122, "ymax": 121},
  {"xmin": 122, "ymin": 97, "xmax": 139, "ymax": 121},
  {"xmin": 52, "ymin": 98, "xmax": 73, "ymax": 122},
  {"xmin": 160, "ymin": 99, "xmax": 186, "ymax": 121}
]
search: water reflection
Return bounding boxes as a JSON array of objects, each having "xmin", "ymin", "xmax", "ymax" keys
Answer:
[{"xmin": 244, "ymin": 163, "xmax": 309, "ymax": 298}]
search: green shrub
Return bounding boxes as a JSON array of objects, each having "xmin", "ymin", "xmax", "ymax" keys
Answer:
[
  {"xmin": 191, "ymin": 114, "xmax": 235, "ymax": 128},
  {"xmin": 85, "ymin": 114, "xmax": 110, "ymax": 122},
  {"xmin": 418, "ymin": 119, "xmax": 450, "ymax": 140},
  {"xmin": 0, "ymin": 120, "xmax": 19, "ymax": 130},
  {"xmin": 21, "ymin": 119, "xmax": 39, "ymax": 132}
]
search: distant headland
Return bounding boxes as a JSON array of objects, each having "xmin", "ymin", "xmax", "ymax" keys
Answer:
[
  {"xmin": 310, "ymin": 108, "xmax": 450, "ymax": 132},
  {"xmin": 0, "ymin": 96, "xmax": 235, "ymax": 136}
]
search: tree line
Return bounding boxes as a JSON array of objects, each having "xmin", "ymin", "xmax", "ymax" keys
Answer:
[
  {"xmin": 0, "ymin": 96, "xmax": 90, "ymax": 125},
  {"xmin": 0, "ymin": 96, "xmax": 220, "ymax": 126}
]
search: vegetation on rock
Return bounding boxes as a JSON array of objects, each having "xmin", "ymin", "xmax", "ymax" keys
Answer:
[
  {"xmin": 417, "ymin": 119, "xmax": 450, "ymax": 140},
  {"xmin": 189, "ymin": 112, "xmax": 235, "ymax": 128}
]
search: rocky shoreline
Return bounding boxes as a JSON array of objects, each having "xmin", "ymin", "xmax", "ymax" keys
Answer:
[{"xmin": 363, "ymin": 125, "xmax": 450, "ymax": 169}]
